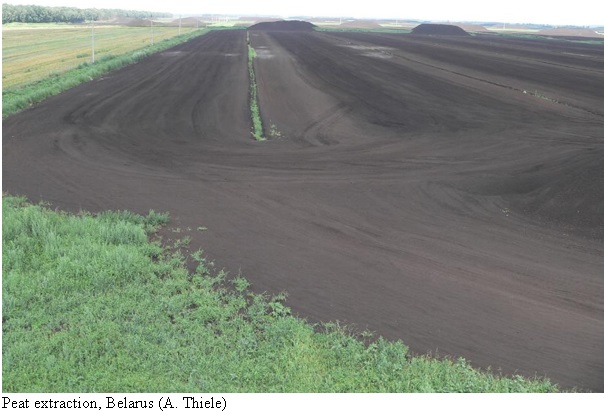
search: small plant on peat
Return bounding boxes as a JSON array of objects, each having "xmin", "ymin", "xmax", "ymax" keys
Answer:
[{"xmin": 269, "ymin": 123, "xmax": 282, "ymax": 139}]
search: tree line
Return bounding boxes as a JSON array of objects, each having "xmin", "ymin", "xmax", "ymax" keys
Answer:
[{"xmin": 2, "ymin": 3, "xmax": 172, "ymax": 24}]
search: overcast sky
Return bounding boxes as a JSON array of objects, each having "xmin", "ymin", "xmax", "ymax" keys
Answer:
[{"xmin": 3, "ymin": 0, "xmax": 603, "ymax": 26}]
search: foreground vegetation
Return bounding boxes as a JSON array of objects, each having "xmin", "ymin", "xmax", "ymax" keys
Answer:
[
  {"xmin": 2, "ymin": 25, "xmax": 207, "ymax": 117},
  {"xmin": 2, "ymin": 196, "xmax": 559, "ymax": 392}
]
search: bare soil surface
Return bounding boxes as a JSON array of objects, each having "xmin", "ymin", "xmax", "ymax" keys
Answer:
[{"xmin": 3, "ymin": 29, "xmax": 603, "ymax": 391}]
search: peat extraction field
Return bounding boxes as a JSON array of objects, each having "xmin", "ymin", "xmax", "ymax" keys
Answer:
[{"xmin": 2, "ymin": 27, "xmax": 603, "ymax": 391}]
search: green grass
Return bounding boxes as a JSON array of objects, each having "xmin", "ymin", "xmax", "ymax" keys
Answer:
[
  {"xmin": 564, "ymin": 38, "xmax": 604, "ymax": 45},
  {"xmin": 2, "ymin": 24, "xmax": 204, "ymax": 89},
  {"xmin": 247, "ymin": 32, "xmax": 265, "ymax": 141},
  {"xmin": 2, "ymin": 27, "xmax": 209, "ymax": 118},
  {"xmin": 2, "ymin": 195, "xmax": 559, "ymax": 392}
]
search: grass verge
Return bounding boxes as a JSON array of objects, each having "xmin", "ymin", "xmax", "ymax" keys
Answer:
[
  {"xmin": 247, "ymin": 31, "xmax": 265, "ymax": 141},
  {"xmin": 2, "ymin": 28, "xmax": 209, "ymax": 118},
  {"xmin": 2, "ymin": 195, "xmax": 559, "ymax": 392},
  {"xmin": 2, "ymin": 25, "xmax": 202, "ymax": 89}
]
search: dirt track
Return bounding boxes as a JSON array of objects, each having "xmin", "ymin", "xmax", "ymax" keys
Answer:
[{"xmin": 3, "ymin": 30, "xmax": 603, "ymax": 391}]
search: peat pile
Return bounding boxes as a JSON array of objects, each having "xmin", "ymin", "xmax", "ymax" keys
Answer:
[
  {"xmin": 126, "ymin": 18, "xmax": 155, "ymax": 27},
  {"xmin": 411, "ymin": 24, "xmax": 470, "ymax": 36},
  {"xmin": 169, "ymin": 17, "xmax": 202, "ymax": 26},
  {"xmin": 248, "ymin": 20, "xmax": 316, "ymax": 31},
  {"xmin": 454, "ymin": 23, "xmax": 488, "ymax": 32}
]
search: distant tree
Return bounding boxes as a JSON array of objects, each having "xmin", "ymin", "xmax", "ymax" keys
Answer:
[{"xmin": 1, "ymin": 4, "xmax": 172, "ymax": 24}]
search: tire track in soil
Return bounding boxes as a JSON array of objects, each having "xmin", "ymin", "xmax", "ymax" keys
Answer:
[{"xmin": 3, "ymin": 29, "xmax": 603, "ymax": 391}]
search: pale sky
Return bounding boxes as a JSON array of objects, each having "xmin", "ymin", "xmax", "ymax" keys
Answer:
[{"xmin": 3, "ymin": 0, "xmax": 603, "ymax": 26}]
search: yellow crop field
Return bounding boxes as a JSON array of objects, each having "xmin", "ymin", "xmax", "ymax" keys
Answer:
[{"xmin": 2, "ymin": 24, "xmax": 199, "ymax": 89}]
